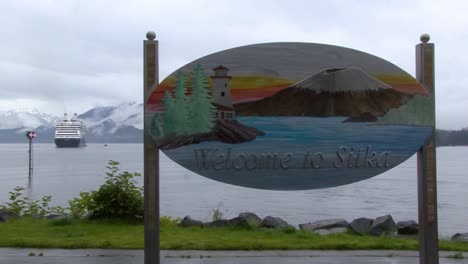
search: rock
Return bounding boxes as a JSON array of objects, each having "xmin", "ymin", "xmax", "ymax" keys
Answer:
[
  {"xmin": 350, "ymin": 217, "xmax": 373, "ymax": 235},
  {"xmin": 158, "ymin": 120, "xmax": 265, "ymax": 150},
  {"xmin": 213, "ymin": 120, "xmax": 265, "ymax": 144},
  {"xmin": 203, "ymin": 213, "xmax": 261, "ymax": 228},
  {"xmin": 369, "ymin": 215, "xmax": 397, "ymax": 236},
  {"xmin": 259, "ymin": 216, "xmax": 291, "ymax": 229},
  {"xmin": 157, "ymin": 133, "xmax": 214, "ymax": 150},
  {"xmin": 397, "ymin": 220, "xmax": 419, "ymax": 235},
  {"xmin": 314, "ymin": 227, "xmax": 348, "ymax": 236},
  {"xmin": 179, "ymin": 216, "xmax": 203, "ymax": 227},
  {"xmin": 0, "ymin": 209, "xmax": 14, "ymax": 222},
  {"xmin": 238, "ymin": 212, "xmax": 262, "ymax": 227},
  {"xmin": 226, "ymin": 217, "xmax": 250, "ymax": 227},
  {"xmin": 204, "ymin": 219, "xmax": 231, "ymax": 228},
  {"xmin": 299, "ymin": 218, "xmax": 349, "ymax": 231},
  {"xmin": 451, "ymin": 233, "xmax": 468, "ymax": 242}
]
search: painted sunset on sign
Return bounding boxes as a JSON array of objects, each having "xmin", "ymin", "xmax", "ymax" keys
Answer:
[
  {"xmin": 147, "ymin": 42, "xmax": 427, "ymax": 109},
  {"xmin": 147, "ymin": 42, "xmax": 433, "ymax": 190},
  {"xmin": 148, "ymin": 71, "xmax": 426, "ymax": 109},
  {"xmin": 148, "ymin": 75, "xmax": 295, "ymax": 109}
]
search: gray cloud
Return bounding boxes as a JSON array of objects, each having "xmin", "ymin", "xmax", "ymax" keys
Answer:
[{"xmin": 1, "ymin": 0, "xmax": 467, "ymax": 129}]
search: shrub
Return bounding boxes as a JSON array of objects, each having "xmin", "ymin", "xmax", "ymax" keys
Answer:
[
  {"xmin": 2, "ymin": 186, "xmax": 27, "ymax": 215},
  {"xmin": 211, "ymin": 202, "xmax": 226, "ymax": 221},
  {"xmin": 68, "ymin": 191, "xmax": 94, "ymax": 219},
  {"xmin": 0, "ymin": 186, "xmax": 64, "ymax": 217},
  {"xmin": 68, "ymin": 160, "xmax": 144, "ymax": 221},
  {"xmin": 160, "ymin": 216, "xmax": 180, "ymax": 226}
]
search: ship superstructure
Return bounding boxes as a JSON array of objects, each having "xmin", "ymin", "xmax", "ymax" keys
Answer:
[{"xmin": 54, "ymin": 113, "xmax": 86, "ymax": 147}]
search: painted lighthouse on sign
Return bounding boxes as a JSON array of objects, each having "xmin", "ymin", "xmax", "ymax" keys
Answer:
[{"xmin": 211, "ymin": 65, "xmax": 236, "ymax": 120}]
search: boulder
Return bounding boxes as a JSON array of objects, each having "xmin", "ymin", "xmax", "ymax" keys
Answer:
[
  {"xmin": 314, "ymin": 227, "xmax": 348, "ymax": 236},
  {"xmin": 350, "ymin": 217, "xmax": 373, "ymax": 235},
  {"xmin": 259, "ymin": 216, "xmax": 291, "ymax": 229},
  {"xmin": 369, "ymin": 215, "xmax": 397, "ymax": 236},
  {"xmin": 179, "ymin": 216, "xmax": 203, "ymax": 227},
  {"xmin": 204, "ymin": 219, "xmax": 231, "ymax": 228},
  {"xmin": 0, "ymin": 209, "xmax": 14, "ymax": 222},
  {"xmin": 451, "ymin": 233, "xmax": 468, "ymax": 242},
  {"xmin": 203, "ymin": 213, "xmax": 261, "ymax": 228},
  {"xmin": 238, "ymin": 212, "xmax": 262, "ymax": 227},
  {"xmin": 226, "ymin": 217, "xmax": 250, "ymax": 227},
  {"xmin": 299, "ymin": 218, "xmax": 349, "ymax": 231},
  {"xmin": 397, "ymin": 220, "xmax": 419, "ymax": 235}
]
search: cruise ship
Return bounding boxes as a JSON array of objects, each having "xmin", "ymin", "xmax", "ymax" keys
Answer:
[{"xmin": 55, "ymin": 113, "xmax": 86, "ymax": 148}]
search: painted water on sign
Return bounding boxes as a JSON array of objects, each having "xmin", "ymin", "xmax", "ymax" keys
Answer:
[
  {"xmin": 147, "ymin": 42, "xmax": 433, "ymax": 190},
  {"xmin": 164, "ymin": 117, "xmax": 432, "ymax": 190}
]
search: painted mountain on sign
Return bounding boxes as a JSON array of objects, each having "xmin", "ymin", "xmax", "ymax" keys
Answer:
[{"xmin": 234, "ymin": 67, "xmax": 413, "ymax": 118}]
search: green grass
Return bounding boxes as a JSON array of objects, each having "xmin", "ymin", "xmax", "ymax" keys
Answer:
[
  {"xmin": 0, "ymin": 217, "xmax": 467, "ymax": 251},
  {"xmin": 0, "ymin": 217, "xmax": 143, "ymax": 249}
]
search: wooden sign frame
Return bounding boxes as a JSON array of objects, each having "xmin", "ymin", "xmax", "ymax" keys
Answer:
[{"xmin": 142, "ymin": 33, "xmax": 438, "ymax": 264}]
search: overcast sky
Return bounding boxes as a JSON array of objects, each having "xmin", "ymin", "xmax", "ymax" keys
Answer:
[{"xmin": 0, "ymin": 0, "xmax": 467, "ymax": 129}]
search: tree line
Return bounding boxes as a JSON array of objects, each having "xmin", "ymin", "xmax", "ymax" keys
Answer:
[{"xmin": 436, "ymin": 129, "xmax": 468, "ymax": 146}]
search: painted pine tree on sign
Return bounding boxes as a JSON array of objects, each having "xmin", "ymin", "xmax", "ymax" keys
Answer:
[
  {"xmin": 187, "ymin": 64, "xmax": 216, "ymax": 134},
  {"xmin": 151, "ymin": 112, "xmax": 164, "ymax": 139},
  {"xmin": 173, "ymin": 71, "xmax": 189, "ymax": 135},
  {"xmin": 161, "ymin": 90, "xmax": 176, "ymax": 136}
]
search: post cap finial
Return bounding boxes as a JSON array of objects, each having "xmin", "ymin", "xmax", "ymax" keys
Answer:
[
  {"xmin": 146, "ymin": 31, "xmax": 156, "ymax": 41},
  {"xmin": 420, "ymin": 33, "xmax": 430, "ymax": 43}
]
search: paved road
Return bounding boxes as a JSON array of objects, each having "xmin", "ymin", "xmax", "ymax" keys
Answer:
[{"xmin": 0, "ymin": 249, "xmax": 466, "ymax": 264}]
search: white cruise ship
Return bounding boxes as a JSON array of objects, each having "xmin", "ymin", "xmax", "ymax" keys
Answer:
[{"xmin": 54, "ymin": 113, "xmax": 86, "ymax": 147}]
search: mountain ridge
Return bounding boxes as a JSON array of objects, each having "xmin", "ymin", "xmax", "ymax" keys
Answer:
[{"xmin": 0, "ymin": 102, "xmax": 143, "ymax": 143}]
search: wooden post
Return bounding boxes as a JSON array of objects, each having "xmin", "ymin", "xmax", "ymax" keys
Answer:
[
  {"xmin": 144, "ymin": 31, "xmax": 160, "ymax": 264},
  {"xmin": 416, "ymin": 33, "xmax": 439, "ymax": 264}
]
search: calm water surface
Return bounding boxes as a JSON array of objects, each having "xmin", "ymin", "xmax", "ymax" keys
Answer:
[{"xmin": 0, "ymin": 143, "xmax": 466, "ymax": 237}]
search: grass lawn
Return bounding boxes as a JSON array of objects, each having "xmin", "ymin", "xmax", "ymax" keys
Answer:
[{"xmin": 0, "ymin": 217, "xmax": 467, "ymax": 251}]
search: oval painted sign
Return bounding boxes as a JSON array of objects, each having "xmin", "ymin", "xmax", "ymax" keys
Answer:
[{"xmin": 147, "ymin": 42, "xmax": 434, "ymax": 190}]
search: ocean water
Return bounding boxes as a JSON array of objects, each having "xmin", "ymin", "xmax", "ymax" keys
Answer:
[{"xmin": 0, "ymin": 143, "xmax": 467, "ymax": 237}]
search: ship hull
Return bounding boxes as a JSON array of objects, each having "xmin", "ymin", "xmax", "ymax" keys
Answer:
[{"xmin": 55, "ymin": 138, "xmax": 86, "ymax": 148}]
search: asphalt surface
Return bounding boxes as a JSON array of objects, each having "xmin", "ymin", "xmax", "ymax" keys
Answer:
[{"xmin": 0, "ymin": 249, "xmax": 466, "ymax": 264}]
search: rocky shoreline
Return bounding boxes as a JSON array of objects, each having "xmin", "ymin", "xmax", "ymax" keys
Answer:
[
  {"xmin": 1, "ymin": 209, "xmax": 467, "ymax": 242},
  {"xmin": 157, "ymin": 119, "xmax": 265, "ymax": 150},
  {"xmin": 179, "ymin": 212, "xmax": 468, "ymax": 241}
]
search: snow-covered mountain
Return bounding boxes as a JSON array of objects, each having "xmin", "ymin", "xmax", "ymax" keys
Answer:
[
  {"xmin": 0, "ymin": 102, "xmax": 143, "ymax": 143},
  {"xmin": 79, "ymin": 102, "xmax": 143, "ymax": 133},
  {"xmin": 0, "ymin": 108, "xmax": 60, "ymax": 131},
  {"xmin": 294, "ymin": 67, "xmax": 391, "ymax": 93}
]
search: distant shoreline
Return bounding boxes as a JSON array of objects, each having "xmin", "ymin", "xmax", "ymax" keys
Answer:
[
  {"xmin": 2, "ymin": 142, "xmax": 468, "ymax": 147},
  {"xmin": 0, "ymin": 127, "xmax": 468, "ymax": 146}
]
